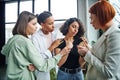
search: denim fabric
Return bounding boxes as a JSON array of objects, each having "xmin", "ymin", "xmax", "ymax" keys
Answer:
[
  {"xmin": 34, "ymin": 70, "xmax": 50, "ymax": 80},
  {"xmin": 57, "ymin": 69, "xmax": 84, "ymax": 80}
]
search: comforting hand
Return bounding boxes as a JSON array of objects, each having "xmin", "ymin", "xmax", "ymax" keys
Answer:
[
  {"xmin": 77, "ymin": 45, "xmax": 88, "ymax": 57},
  {"xmin": 49, "ymin": 39, "xmax": 64, "ymax": 52},
  {"xmin": 80, "ymin": 37, "xmax": 90, "ymax": 50},
  {"xmin": 81, "ymin": 37, "xmax": 88, "ymax": 43},
  {"xmin": 60, "ymin": 46, "xmax": 71, "ymax": 56}
]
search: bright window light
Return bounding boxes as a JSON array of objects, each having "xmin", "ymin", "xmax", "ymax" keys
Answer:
[
  {"xmin": 35, "ymin": 0, "xmax": 48, "ymax": 15},
  {"xmin": 5, "ymin": 2, "xmax": 17, "ymax": 22},
  {"xmin": 20, "ymin": 1, "xmax": 32, "ymax": 13},
  {"xmin": 5, "ymin": 24, "xmax": 15, "ymax": 43},
  {"xmin": 109, "ymin": 0, "xmax": 120, "ymax": 25},
  {"xmin": 51, "ymin": 0, "xmax": 77, "ymax": 19}
]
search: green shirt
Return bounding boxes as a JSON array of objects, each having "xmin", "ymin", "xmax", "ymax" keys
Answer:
[{"xmin": 1, "ymin": 35, "xmax": 62, "ymax": 80}]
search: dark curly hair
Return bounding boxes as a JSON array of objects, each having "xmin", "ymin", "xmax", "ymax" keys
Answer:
[{"xmin": 60, "ymin": 17, "xmax": 85, "ymax": 39}]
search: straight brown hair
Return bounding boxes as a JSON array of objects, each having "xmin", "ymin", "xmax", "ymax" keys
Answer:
[{"xmin": 12, "ymin": 11, "xmax": 37, "ymax": 37}]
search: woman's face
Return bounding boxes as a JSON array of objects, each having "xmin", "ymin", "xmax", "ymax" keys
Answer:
[
  {"xmin": 68, "ymin": 21, "xmax": 79, "ymax": 37},
  {"xmin": 41, "ymin": 16, "xmax": 54, "ymax": 34},
  {"xmin": 90, "ymin": 13, "xmax": 101, "ymax": 30},
  {"xmin": 26, "ymin": 18, "xmax": 37, "ymax": 35}
]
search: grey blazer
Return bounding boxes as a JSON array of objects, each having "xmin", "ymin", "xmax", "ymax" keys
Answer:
[{"xmin": 84, "ymin": 23, "xmax": 120, "ymax": 80}]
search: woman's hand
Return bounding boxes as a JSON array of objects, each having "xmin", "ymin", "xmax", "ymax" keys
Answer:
[
  {"xmin": 79, "ymin": 56, "xmax": 86, "ymax": 69},
  {"xmin": 48, "ymin": 39, "xmax": 64, "ymax": 52},
  {"xmin": 59, "ymin": 46, "xmax": 71, "ymax": 56},
  {"xmin": 77, "ymin": 45, "xmax": 88, "ymax": 57},
  {"xmin": 27, "ymin": 64, "xmax": 36, "ymax": 71},
  {"xmin": 77, "ymin": 37, "xmax": 91, "ymax": 57},
  {"xmin": 80, "ymin": 37, "xmax": 90, "ymax": 50}
]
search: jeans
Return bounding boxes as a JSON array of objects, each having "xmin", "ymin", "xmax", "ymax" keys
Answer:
[
  {"xmin": 57, "ymin": 69, "xmax": 84, "ymax": 80},
  {"xmin": 34, "ymin": 70, "xmax": 50, "ymax": 80}
]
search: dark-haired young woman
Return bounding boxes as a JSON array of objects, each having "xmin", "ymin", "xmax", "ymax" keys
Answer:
[{"xmin": 55, "ymin": 17, "xmax": 85, "ymax": 80}]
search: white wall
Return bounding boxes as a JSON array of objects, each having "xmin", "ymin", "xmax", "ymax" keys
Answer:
[{"xmin": 77, "ymin": 0, "xmax": 98, "ymax": 45}]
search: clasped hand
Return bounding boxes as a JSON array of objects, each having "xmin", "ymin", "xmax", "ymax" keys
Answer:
[{"xmin": 77, "ymin": 37, "xmax": 90, "ymax": 57}]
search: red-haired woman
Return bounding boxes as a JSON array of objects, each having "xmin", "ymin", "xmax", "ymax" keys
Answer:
[{"xmin": 77, "ymin": 0, "xmax": 120, "ymax": 80}]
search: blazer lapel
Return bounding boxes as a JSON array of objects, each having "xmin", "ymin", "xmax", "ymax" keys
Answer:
[
  {"xmin": 92, "ymin": 34, "xmax": 107, "ymax": 54},
  {"xmin": 92, "ymin": 23, "xmax": 116, "ymax": 54}
]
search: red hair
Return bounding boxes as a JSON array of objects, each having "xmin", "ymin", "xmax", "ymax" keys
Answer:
[{"xmin": 89, "ymin": 0, "xmax": 115, "ymax": 26}]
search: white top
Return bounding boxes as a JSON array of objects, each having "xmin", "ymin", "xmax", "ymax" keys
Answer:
[{"xmin": 31, "ymin": 29, "xmax": 64, "ymax": 59}]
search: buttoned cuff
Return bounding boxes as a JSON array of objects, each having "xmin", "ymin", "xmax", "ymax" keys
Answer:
[{"xmin": 44, "ymin": 50, "xmax": 52, "ymax": 58}]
